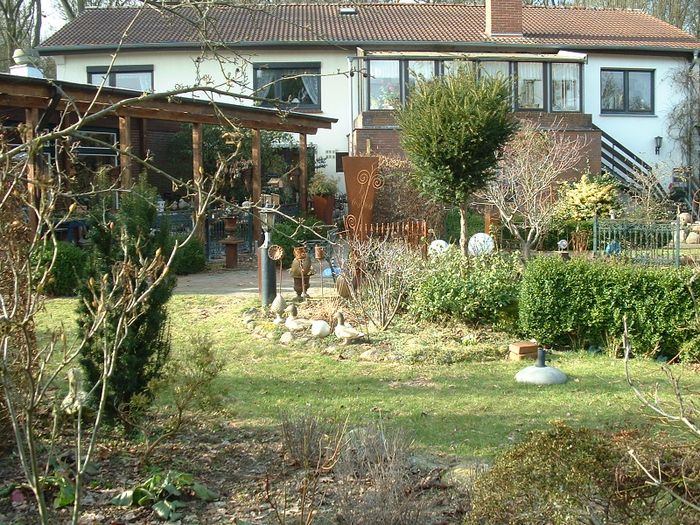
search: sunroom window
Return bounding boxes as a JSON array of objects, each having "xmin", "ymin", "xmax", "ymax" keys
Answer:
[
  {"xmin": 479, "ymin": 61, "xmax": 509, "ymax": 79},
  {"xmin": 551, "ymin": 63, "xmax": 580, "ymax": 112},
  {"xmin": 516, "ymin": 62, "xmax": 544, "ymax": 110},
  {"xmin": 368, "ymin": 60, "xmax": 401, "ymax": 110}
]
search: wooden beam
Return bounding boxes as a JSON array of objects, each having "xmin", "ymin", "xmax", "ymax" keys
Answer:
[
  {"xmin": 192, "ymin": 122, "xmax": 205, "ymax": 243},
  {"xmin": 251, "ymin": 128, "xmax": 262, "ymax": 244},
  {"xmin": 299, "ymin": 133, "xmax": 308, "ymax": 215},
  {"xmin": 118, "ymin": 115, "xmax": 132, "ymax": 188},
  {"xmin": 25, "ymin": 108, "xmax": 39, "ymax": 233}
]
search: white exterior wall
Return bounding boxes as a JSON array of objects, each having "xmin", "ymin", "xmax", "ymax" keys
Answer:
[
  {"xmin": 53, "ymin": 48, "xmax": 693, "ymax": 188},
  {"xmin": 583, "ymin": 53, "xmax": 691, "ymax": 183},
  {"xmin": 54, "ymin": 48, "xmax": 355, "ymax": 185}
]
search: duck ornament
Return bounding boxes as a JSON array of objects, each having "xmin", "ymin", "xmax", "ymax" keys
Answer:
[
  {"xmin": 284, "ymin": 304, "xmax": 313, "ymax": 333},
  {"xmin": 270, "ymin": 293, "xmax": 287, "ymax": 325},
  {"xmin": 334, "ymin": 312, "xmax": 365, "ymax": 344},
  {"xmin": 310, "ymin": 319, "xmax": 331, "ymax": 339}
]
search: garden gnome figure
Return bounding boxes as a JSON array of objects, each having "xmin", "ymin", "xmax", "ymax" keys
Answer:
[{"xmin": 290, "ymin": 246, "xmax": 314, "ymax": 300}]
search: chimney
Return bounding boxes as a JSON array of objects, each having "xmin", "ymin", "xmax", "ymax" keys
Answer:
[{"xmin": 485, "ymin": 0, "xmax": 523, "ymax": 37}]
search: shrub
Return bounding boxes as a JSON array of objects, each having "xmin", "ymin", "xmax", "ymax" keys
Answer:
[
  {"xmin": 78, "ymin": 180, "xmax": 175, "ymax": 423},
  {"xmin": 169, "ymin": 235, "xmax": 207, "ymax": 275},
  {"xmin": 270, "ymin": 217, "xmax": 324, "ymax": 267},
  {"xmin": 679, "ymin": 335, "xmax": 700, "ymax": 364},
  {"xmin": 519, "ymin": 256, "xmax": 698, "ymax": 356},
  {"xmin": 35, "ymin": 241, "xmax": 88, "ymax": 296},
  {"xmin": 466, "ymin": 424, "xmax": 686, "ymax": 525},
  {"xmin": 408, "ymin": 248, "xmax": 522, "ymax": 325}
]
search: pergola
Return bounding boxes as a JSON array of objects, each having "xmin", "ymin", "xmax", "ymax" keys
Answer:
[{"xmin": 0, "ymin": 73, "xmax": 336, "ymax": 239}]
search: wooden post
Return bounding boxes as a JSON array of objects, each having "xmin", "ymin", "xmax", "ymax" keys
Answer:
[
  {"xmin": 25, "ymin": 108, "xmax": 39, "ymax": 233},
  {"xmin": 299, "ymin": 133, "xmax": 308, "ymax": 215},
  {"xmin": 118, "ymin": 115, "xmax": 132, "ymax": 188},
  {"xmin": 191, "ymin": 123, "xmax": 205, "ymax": 243},
  {"xmin": 251, "ymin": 128, "xmax": 262, "ymax": 244}
]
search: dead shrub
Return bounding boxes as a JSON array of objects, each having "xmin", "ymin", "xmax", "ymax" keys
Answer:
[{"xmin": 335, "ymin": 423, "xmax": 424, "ymax": 525}]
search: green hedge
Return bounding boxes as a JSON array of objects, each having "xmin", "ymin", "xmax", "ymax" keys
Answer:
[
  {"xmin": 519, "ymin": 256, "xmax": 698, "ymax": 356},
  {"xmin": 169, "ymin": 234, "xmax": 207, "ymax": 275},
  {"xmin": 35, "ymin": 241, "xmax": 88, "ymax": 297},
  {"xmin": 408, "ymin": 249, "xmax": 522, "ymax": 325}
]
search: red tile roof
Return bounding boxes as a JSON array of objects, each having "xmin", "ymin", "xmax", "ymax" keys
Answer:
[{"xmin": 40, "ymin": 4, "xmax": 700, "ymax": 53}]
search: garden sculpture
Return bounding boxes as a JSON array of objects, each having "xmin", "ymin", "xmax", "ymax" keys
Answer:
[
  {"xmin": 310, "ymin": 319, "xmax": 331, "ymax": 338},
  {"xmin": 290, "ymin": 246, "xmax": 314, "ymax": 299},
  {"xmin": 284, "ymin": 304, "xmax": 312, "ymax": 332},
  {"xmin": 334, "ymin": 311, "xmax": 365, "ymax": 344},
  {"xmin": 515, "ymin": 348, "xmax": 568, "ymax": 385},
  {"xmin": 270, "ymin": 293, "xmax": 287, "ymax": 325}
]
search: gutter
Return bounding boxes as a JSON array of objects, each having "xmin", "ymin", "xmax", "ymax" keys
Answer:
[{"xmin": 37, "ymin": 40, "xmax": 700, "ymax": 57}]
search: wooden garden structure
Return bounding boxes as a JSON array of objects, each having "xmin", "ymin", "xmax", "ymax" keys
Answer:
[{"xmin": 0, "ymin": 73, "xmax": 336, "ymax": 240}]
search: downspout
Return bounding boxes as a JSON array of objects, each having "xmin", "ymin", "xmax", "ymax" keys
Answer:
[
  {"xmin": 347, "ymin": 56, "xmax": 354, "ymax": 155},
  {"xmin": 689, "ymin": 50, "xmax": 699, "ymax": 214}
]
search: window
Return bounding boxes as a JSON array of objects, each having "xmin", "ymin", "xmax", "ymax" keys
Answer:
[
  {"xmin": 516, "ymin": 62, "xmax": 544, "ymax": 110},
  {"xmin": 254, "ymin": 63, "xmax": 321, "ymax": 109},
  {"xmin": 368, "ymin": 60, "xmax": 401, "ymax": 110},
  {"xmin": 551, "ymin": 63, "xmax": 580, "ymax": 112},
  {"xmin": 479, "ymin": 61, "xmax": 509, "ymax": 79},
  {"xmin": 601, "ymin": 69, "xmax": 654, "ymax": 114},
  {"xmin": 406, "ymin": 60, "xmax": 436, "ymax": 92},
  {"xmin": 87, "ymin": 66, "xmax": 153, "ymax": 91}
]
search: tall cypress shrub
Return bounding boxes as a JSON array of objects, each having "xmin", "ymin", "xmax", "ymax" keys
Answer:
[{"xmin": 78, "ymin": 180, "xmax": 175, "ymax": 421}]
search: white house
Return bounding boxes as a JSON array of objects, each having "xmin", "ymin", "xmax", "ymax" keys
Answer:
[{"xmin": 39, "ymin": 1, "xmax": 700, "ymax": 198}]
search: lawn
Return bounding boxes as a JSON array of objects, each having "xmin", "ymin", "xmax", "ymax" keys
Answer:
[{"xmin": 38, "ymin": 293, "xmax": 700, "ymax": 460}]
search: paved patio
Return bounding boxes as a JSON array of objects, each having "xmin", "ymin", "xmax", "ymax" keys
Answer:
[{"xmin": 174, "ymin": 266, "xmax": 330, "ymax": 296}]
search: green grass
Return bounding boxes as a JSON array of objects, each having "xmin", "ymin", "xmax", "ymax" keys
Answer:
[{"xmin": 37, "ymin": 294, "xmax": 700, "ymax": 460}]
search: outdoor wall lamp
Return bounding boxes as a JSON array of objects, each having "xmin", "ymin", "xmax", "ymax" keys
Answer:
[{"xmin": 654, "ymin": 135, "xmax": 663, "ymax": 155}]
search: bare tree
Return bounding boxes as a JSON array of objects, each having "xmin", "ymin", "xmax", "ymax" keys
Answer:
[
  {"xmin": 0, "ymin": 0, "xmax": 41, "ymax": 71},
  {"xmin": 477, "ymin": 121, "xmax": 584, "ymax": 258}
]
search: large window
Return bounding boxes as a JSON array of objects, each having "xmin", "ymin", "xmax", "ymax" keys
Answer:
[
  {"xmin": 368, "ymin": 60, "xmax": 401, "ymax": 110},
  {"xmin": 551, "ymin": 63, "xmax": 581, "ymax": 112},
  {"xmin": 254, "ymin": 63, "xmax": 321, "ymax": 109},
  {"xmin": 601, "ymin": 69, "xmax": 654, "ymax": 114},
  {"xmin": 87, "ymin": 66, "xmax": 153, "ymax": 91},
  {"xmin": 516, "ymin": 62, "xmax": 544, "ymax": 110},
  {"xmin": 406, "ymin": 60, "xmax": 436, "ymax": 92},
  {"xmin": 479, "ymin": 61, "xmax": 509, "ymax": 79}
]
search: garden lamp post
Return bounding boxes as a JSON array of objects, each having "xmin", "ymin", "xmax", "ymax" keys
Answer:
[{"xmin": 258, "ymin": 193, "xmax": 279, "ymax": 307}]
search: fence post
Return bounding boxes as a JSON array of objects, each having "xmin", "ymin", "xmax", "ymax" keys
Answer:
[
  {"xmin": 675, "ymin": 219, "xmax": 681, "ymax": 268},
  {"xmin": 592, "ymin": 215, "xmax": 598, "ymax": 255}
]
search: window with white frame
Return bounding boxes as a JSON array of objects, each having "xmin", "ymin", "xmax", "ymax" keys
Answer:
[
  {"xmin": 601, "ymin": 69, "xmax": 654, "ymax": 114},
  {"xmin": 368, "ymin": 60, "xmax": 401, "ymax": 110},
  {"xmin": 253, "ymin": 63, "xmax": 321, "ymax": 109},
  {"xmin": 87, "ymin": 66, "xmax": 153, "ymax": 91}
]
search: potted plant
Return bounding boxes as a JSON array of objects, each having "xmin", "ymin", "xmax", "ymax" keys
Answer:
[{"xmin": 309, "ymin": 173, "xmax": 338, "ymax": 225}]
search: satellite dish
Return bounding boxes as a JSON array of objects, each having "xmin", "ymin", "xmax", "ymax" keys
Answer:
[
  {"xmin": 428, "ymin": 239, "xmax": 449, "ymax": 257},
  {"xmin": 467, "ymin": 233, "xmax": 495, "ymax": 256}
]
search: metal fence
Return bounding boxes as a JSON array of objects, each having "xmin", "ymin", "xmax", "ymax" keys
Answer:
[
  {"xmin": 158, "ymin": 210, "xmax": 254, "ymax": 262},
  {"xmin": 593, "ymin": 217, "xmax": 681, "ymax": 267}
]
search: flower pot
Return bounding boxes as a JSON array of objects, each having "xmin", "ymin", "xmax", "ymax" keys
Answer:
[
  {"xmin": 312, "ymin": 195, "xmax": 336, "ymax": 225},
  {"xmin": 223, "ymin": 216, "xmax": 238, "ymax": 237}
]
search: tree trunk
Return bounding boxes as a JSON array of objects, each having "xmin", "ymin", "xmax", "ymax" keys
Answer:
[
  {"xmin": 520, "ymin": 239, "xmax": 531, "ymax": 259},
  {"xmin": 459, "ymin": 201, "xmax": 469, "ymax": 257}
]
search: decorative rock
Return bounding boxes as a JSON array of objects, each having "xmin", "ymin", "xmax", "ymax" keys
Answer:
[
  {"xmin": 280, "ymin": 332, "xmax": 294, "ymax": 344},
  {"xmin": 686, "ymin": 231, "xmax": 700, "ymax": 244},
  {"xmin": 679, "ymin": 212, "xmax": 692, "ymax": 225},
  {"xmin": 245, "ymin": 320, "xmax": 256, "ymax": 330},
  {"xmin": 442, "ymin": 462, "xmax": 490, "ymax": 491},
  {"xmin": 515, "ymin": 365, "xmax": 568, "ymax": 385},
  {"xmin": 359, "ymin": 348, "xmax": 381, "ymax": 361}
]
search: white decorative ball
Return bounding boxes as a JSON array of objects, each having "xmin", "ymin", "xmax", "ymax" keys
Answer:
[
  {"xmin": 428, "ymin": 239, "xmax": 449, "ymax": 257},
  {"xmin": 467, "ymin": 233, "xmax": 495, "ymax": 256}
]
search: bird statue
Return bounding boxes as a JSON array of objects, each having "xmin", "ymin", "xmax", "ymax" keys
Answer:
[
  {"xmin": 284, "ymin": 304, "xmax": 313, "ymax": 332},
  {"xmin": 270, "ymin": 293, "xmax": 287, "ymax": 325},
  {"xmin": 334, "ymin": 311, "xmax": 365, "ymax": 344},
  {"xmin": 310, "ymin": 319, "xmax": 331, "ymax": 339}
]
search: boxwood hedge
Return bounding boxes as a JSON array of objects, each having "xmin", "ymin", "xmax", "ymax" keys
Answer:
[{"xmin": 519, "ymin": 256, "xmax": 698, "ymax": 357}]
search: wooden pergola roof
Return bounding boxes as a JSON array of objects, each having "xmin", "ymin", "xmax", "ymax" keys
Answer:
[{"xmin": 0, "ymin": 73, "xmax": 336, "ymax": 135}]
